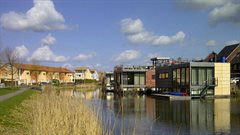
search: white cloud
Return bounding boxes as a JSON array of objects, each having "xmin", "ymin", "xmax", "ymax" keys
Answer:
[
  {"xmin": 121, "ymin": 18, "xmax": 186, "ymax": 46},
  {"xmin": 225, "ymin": 40, "xmax": 239, "ymax": 45},
  {"xmin": 29, "ymin": 46, "xmax": 68, "ymax": 62},
  {"xmin": 209, "ymin": 2, "xmax": 240, "ymax": 26},
  {"xmin": 95, "ymin": 63, "xmax": 101, "ymax": 68},
  {"xmin": 178, "ymin": 0, "xmax": 228, "ymax": 10},
  {"xmin": 41, "ymin": 33, "xmax": 56, "ymax": 46},
  {"xmin": 73, "ymin": 53, "xmax": 96, "ymax": 62},
  {"xmin": 147, "ymin": 53, "xmax": 162, "ymax": 59},
  {"xmin": 206, "ymin": 40, "xmax": 217, "ymax": 46},
  {"xmin": 0, "ymin": 0, "xmax": 67, "ymax": 32},
  {"xmin": 14, "ymin": 45, "xmax": 29, "ymax": 59},
  {"xmin": 121, "ymin": 18, "xmax": 144, "ymax": 34},
  {"xmin": 62, "ymin": 63, "xmax": 73, "ymax": 69},
  {"xmin": 151, "ymin": 31, "xmax": 185, "ymax": 45},
  {"xmin": 113, "ymin": 50, "xmax": 140, "ymax": 63},
  {"xmin": 177, "ymin": 0, "xmax": 240, "ymax": 26}
]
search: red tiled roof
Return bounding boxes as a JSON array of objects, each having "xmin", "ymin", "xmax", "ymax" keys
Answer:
[
  {"xmin": 14, "ymin": 63, "xmax": 74, "ymax": 73},
  {"xmin": 75, "ymin": 66, "xmax": 89, "ymax": 71}
]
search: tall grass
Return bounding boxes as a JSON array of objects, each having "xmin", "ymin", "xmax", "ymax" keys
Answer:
[
  {"xmin": 4, "ymin": 85, "xmax": 104, "ymax": 135},
  {"xmin": 1, "ymin": 85, "xmax": 138, "ymax": 135}
]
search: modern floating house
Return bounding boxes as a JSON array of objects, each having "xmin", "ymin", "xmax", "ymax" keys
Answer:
[
  {"xmin": 105, "ymin": 72, "xmax": 114, "ymax": 91},
  {"xmin": 114, "ymin": 65, "xmax": 148, "ymax": 93},
  {"xmin": 156, "ymin": 62, "xmax": 230, "ymax": 98}
]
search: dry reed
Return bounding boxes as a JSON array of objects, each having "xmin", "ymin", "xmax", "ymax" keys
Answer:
[{"xmin": 7, "ymin": 85, "xmax": 104, "ymax": 135}]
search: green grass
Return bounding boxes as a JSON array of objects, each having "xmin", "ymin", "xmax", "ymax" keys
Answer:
[
  {"xmin": 0, "ymin": 90, "xmax": 36, "ymax": 127},
  {"xmin": 0, "ymin": 88, "xmax": 19, "ymax": 96}
]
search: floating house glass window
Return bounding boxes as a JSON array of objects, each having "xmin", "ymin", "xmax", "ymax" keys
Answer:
[
  {"xmin": 173, "ymin": 69, "xmax": 177, "ymax": 85},
  {"xmin": 123, "ymin": 73, "xmax": 128, "ymax": 85},
  {"xmin": 177, "ymin": 68, "xmax": 181, "ymax": 85},
  {"xmin": 191, "ymin": 68, "xmax": 198, "ymax": 85},
  {"xmin": 134, "ymin": 73, "xmax": 140, "ymax": 85},
  {"xmin": 191, "ymin": 67, "xmax": 214, "ymax": 86},
  {"xmin": 186, "ymin": 68, "xmax": 189, "ymax": 85},
  {"xmin": 159, "ymin": 73, "xmax": 168, "ymax": 79},
  {"xmin": 207, "ymin": 68, "xmax": 213, "ymax": 84},
  {"xmin": 198, "ymin": 68, "xmax": 206, "ymax": 85},
  {"xmin": 181, "ymin": 68, "xmax": 186, "ymax": 86},
  {"xmin": 134, "ymin": 73, "xmax": 145, "ymax": 85},
  {"xmin": 139, "ymin": 73, "xmax": 145, "ymax": 85},
  {"xmin": 165, "ymin": 73, "xmax": 169, "ymax": 78},
  {"xmin": 123, "ymin": 73, "xmax": 134, "ymax": 85}
]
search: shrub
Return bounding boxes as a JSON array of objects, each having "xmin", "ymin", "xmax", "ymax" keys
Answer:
[{"xmin": 52, "ymin": 79, "xmax": 60, "ymax": 86}]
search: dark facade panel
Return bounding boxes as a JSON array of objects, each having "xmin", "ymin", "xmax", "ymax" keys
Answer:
[{"xmin": 155, "ymin": 66, "xmax": 172, "ymax": 90}]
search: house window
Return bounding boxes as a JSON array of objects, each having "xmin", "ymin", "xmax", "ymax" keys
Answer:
[
  {"xmin": 26, "ymin": 72, "xmax": 30, "ymax": 75},
  {"xmin": 152, "ymin": 75, "xmax": 155, "ymax": 80},
  {"xmin": 234, "ymin": 64, "xmax": 237, "ymax": 70},
  {"xmin": 43, "ymin": 73, "xmax": 46, "ymax": 75}
]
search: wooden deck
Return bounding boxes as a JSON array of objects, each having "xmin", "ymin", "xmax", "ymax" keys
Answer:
[{"xmin": 151, "ymin": 94, "xmax": 191, "ymax": 100}]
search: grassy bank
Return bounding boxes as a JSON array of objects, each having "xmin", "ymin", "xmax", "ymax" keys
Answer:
[
  {"xmin": 0, "ymin": 88, "xmax": 19, "ymax": 96},
  {"xmin": 56, "ymin": 83, "xmax": 99, "ymax": 92},
  {"xmin": 0, "ymin": 85, "xmax": 104, "ymax": 135},
  {"xmin": 0, "ymin": 89, "xmax": 36, "ymax": 134}
]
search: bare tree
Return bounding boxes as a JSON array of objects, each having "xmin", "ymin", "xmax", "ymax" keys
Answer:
[
  {"xmin": 30, "ymin": 59, "xmax": 40, "ymax": 85},
  {"xmin": 1, "ymin": 47, "xmax": 20, "ymax": 87}
]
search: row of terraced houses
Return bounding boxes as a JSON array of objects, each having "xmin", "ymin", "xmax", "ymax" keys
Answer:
[{"xmin": 0, "ymin": 64, "xmax": 99, "ymax": 86}]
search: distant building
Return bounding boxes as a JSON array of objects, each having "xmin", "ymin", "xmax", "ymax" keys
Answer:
[
  {"xmin": 90, "ymin": 69, "xmax": 99, "ymax": 81},
  {"xmin": 0, "ymin": 63, "xmax": 74, "ymax": 85},
  {"xmin": 151, "ymin": 57, "xmax": 170, "ymax": 67},
  {"xmin": 205, "ymin": 51, "xmax": 217, "ymax": 62},
  {"xmin": 146, "ymin": 68, "xmax": 155, "ymax": 90},
  {"xmin": 74, "ymin": 67, "xmax": 99, "ymax": 82},
  {"xmin": 74, "ymin": 67, "xmax": 92, "ymax": 80},
  {"xmin": 105, "ymin": 72, "xmax": 114, "ymax": 91},
  {"xmin": 205, "ymin": 43, "xmax": 240, "ymax": 78}
]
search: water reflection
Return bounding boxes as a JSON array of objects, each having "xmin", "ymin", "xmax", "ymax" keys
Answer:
[{"xmin": 61, "ymin": 89, "xmax": 240, "ymax": 134}]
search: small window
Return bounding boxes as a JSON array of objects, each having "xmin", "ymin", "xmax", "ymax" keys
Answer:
[
  {"xmin": 152, "ymin": 75, "xmax": 155, "ymax": 80},
  {"xmin": 159, "ymin": 73, "xmax": 168, "ymax": 79},
  {"xmin": 43, "ymin": 73, "xmax": 46, "ymax": 75},
  {"xmin": 26, "ymin": 72, "xmax": 30, "ymax": 75},
  {"xmin": 165, "ymin": 73, "xmax": 169, "ymax": 79}
]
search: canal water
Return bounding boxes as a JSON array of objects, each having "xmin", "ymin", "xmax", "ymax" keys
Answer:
[{"xmin": 64, "ymin": 89, "xmax": 240, "ymax": 135}]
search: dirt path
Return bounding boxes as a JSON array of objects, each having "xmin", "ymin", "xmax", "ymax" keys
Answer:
[{"xmin": 0, "ymin": 87, "xmax": 30, "ymax": 102}]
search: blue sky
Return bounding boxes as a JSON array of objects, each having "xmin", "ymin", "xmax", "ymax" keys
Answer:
[{"xmin": 0, "ymin": 0, "xmax": 239, "ymax": 71}]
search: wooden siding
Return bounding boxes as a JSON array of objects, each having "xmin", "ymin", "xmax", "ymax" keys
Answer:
[{"xmin": 214, "ymin": 63, "xmax": 230, "ymax": 96}]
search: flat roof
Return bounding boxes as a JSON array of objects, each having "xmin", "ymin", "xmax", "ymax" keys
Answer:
[{"xmin": 151, "ymin": 57, "xmax": 170, "ymax": 60}]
